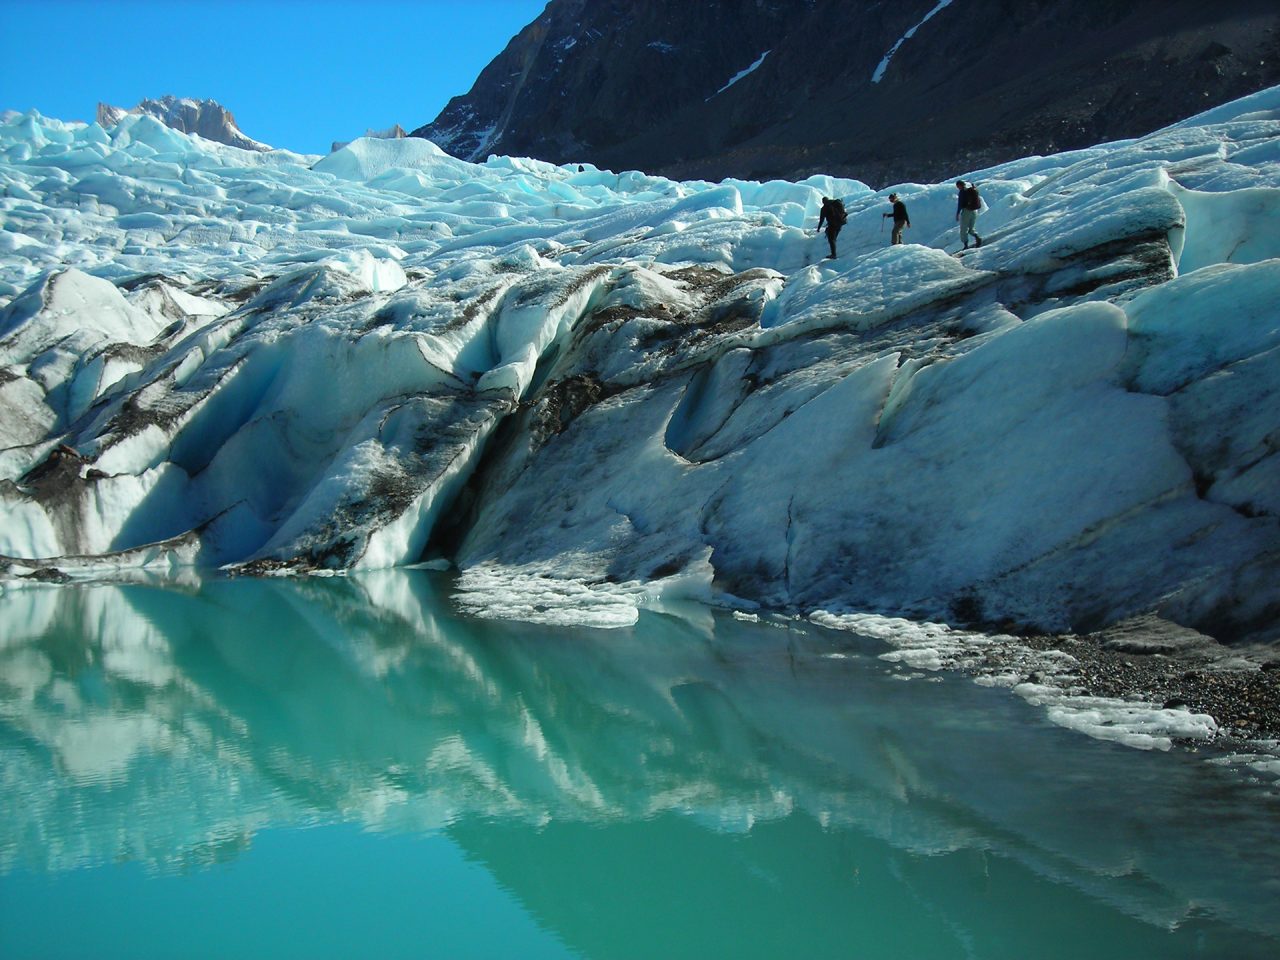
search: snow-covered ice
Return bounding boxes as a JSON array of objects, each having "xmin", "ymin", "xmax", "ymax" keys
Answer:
[{"xmin": 1, "ymin": 87, "xmax": 1278, "ymax": 677}]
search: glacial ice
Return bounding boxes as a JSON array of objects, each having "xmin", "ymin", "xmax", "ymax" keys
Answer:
[{"xmin": 0, "ymin": 88, "xmax": 1278, "ymax": 659}]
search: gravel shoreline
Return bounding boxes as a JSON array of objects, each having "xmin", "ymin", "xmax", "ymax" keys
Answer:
[
  {"xmin": 815, "ymin": 611, "xmax": 1280, "ymax": 752},
  {"xmin": 1004, "ymin": 625, "xmax": 1280, "ymax": 743}
]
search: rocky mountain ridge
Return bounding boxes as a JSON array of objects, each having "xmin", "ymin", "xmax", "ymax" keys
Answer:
[
  {"xmin": 96, "ymin": 95, "xmax": 271, "ymax": 152},
  {"xmin": 412, "ymin": 0, "xmax": 1280, "ymax": 185}
]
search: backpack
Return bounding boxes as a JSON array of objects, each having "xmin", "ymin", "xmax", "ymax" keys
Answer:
[
  {"xmin": 830, "ymin": 198, "xmax": 848, "ymax": 226},
  {"xmin": 962, "ymin": 186, "xmax": 981, "ymax": 211}
]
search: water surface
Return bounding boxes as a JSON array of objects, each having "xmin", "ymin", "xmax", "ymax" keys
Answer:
[{"xmin": 1, "ymin": 571, "xmax": 1277, "ymax": 958}]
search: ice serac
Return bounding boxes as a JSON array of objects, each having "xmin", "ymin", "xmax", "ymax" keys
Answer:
[{"xmin": 1, "ymin": 88, "xmax": 1279, "ymax": 648}]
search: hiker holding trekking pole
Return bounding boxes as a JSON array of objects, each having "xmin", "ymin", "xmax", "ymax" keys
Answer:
[{"xmin": 883, "ymin": 193, "xmax": 910, "ymax": 245}]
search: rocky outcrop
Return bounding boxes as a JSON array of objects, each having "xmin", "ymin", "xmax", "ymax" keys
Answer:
[
  {"xmin": 412, "ymin": 0, "xmax": 1280, "ymax": 185},
  {"xmin": 96, "ymin": 96, "xmax": 271, "ymax": 152},
  {"xmin": 331, "ymin": 123, "xmax": 407, "ymax": 154}
]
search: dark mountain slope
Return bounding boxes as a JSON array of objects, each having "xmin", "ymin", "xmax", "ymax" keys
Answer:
[{"xmin": 412, "ymin": 0, "xmax": 1280, "ymax": 185}]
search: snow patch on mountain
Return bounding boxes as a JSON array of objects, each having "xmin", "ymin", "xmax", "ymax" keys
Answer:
[
  {"xmin": 710, "ymin": 50, "xmax": 771, "ymax": 99},
  {"xmin": 872, "ymin": 0, "xmax": 958, "ymax": 84}
]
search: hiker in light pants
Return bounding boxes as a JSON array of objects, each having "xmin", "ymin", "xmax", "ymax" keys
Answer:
[
  {"xmin": 955, "ymin": 180, "xmax": 983, "ymax": 249},
  {"xmin": 884, "ymin": 193, "xmax": 910, "ymax": 245}
]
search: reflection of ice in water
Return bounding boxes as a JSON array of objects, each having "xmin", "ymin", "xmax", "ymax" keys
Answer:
[
  {"xmin": 49, "ymin": 714, "xmax": 170, "ymax": 785},
  {"xmin": 0, "ymin": 584, "xmax": 178, "ymax": 785},
  {"xmin": 0, "ymin": 571, "xmax": 1277, "ymax": 952}
]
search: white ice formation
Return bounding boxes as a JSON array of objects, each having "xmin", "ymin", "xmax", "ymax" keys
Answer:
[{"xmin": 1, "ymin": 87, "xmax": 1278, "ymax": 644}]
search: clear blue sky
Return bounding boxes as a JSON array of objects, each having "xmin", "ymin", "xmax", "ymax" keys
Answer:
[{"xmin": 0, "ymin": 0, "xmax": 549, "ymax": 154}]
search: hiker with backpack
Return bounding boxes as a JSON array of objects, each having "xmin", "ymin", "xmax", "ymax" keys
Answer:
[
  {"xmin": 955, "ymin": 180, "xmax": 983, "ymax": 249},
  {"xmin": 816, "ymin": 196, "xmax": 847, "ymax": 259},
  {"xmin": 883, "ymin": 193, "xmax": 910, "ymax": 245}
]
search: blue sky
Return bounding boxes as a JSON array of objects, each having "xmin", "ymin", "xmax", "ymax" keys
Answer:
[{"xmin": 0, "ymin": 0, "xmax": 549, "ymax": 154}]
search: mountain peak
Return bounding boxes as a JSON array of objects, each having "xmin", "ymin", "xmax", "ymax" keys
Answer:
[{"xmin": 96, "ymin": 96, "xmax": 271, "ymax": 152}]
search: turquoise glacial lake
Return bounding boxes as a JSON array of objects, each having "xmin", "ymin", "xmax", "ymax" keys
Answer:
[{"xmin": 1, "ymin": 570, "xmax": 1277, "ymax": 959}]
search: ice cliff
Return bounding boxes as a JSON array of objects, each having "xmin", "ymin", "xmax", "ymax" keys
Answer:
[{"xmin": 1, "ymin": 88, "xmax": 1278, "ymax": 642}]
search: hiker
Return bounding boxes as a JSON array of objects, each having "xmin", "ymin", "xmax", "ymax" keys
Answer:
[
  {"xmin": 883, "ymin": 193, "xmax": 910, "ymax": 245},
  {"xmin": 955, "ymin": 180, "xmax": 983, "ymax": 249},
  {"xmin": 816, "ymin": 196, "xmax": 847, "ymax": 259}
]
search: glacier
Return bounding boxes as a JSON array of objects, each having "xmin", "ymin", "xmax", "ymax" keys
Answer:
[{"xmin": 1, "ymin": 88, "xmax": 1279, "ymax": 650}]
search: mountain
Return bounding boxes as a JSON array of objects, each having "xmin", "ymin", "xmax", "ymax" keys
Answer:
[
  {"xmin": 96, "ymin": 95, "xmax": 271, "ymax": 152},
  {"xmin": 412, "ymin": 0, "xmax": 1280, "ymax": 185}
]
